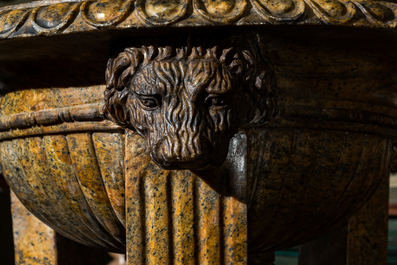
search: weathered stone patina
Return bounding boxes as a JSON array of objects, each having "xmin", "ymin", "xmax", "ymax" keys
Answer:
[{"xmin": 0, "ymin": 0, "xmax": 396, "ymax": 265}]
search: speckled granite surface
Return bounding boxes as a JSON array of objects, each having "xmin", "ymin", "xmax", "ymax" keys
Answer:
[{"xmin": 0, "ymin": 0, "xmax": 396, "ymax": 264}]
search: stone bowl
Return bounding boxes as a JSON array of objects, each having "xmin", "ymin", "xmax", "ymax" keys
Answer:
[{"xmin": 0, "ymin": 0, "xmax": 396, "ymax": 259}]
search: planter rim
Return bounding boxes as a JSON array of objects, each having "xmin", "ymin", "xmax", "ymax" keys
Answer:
[{"xmin": 0, "ymin": 0, "xmax": 397, "ymax": 41}]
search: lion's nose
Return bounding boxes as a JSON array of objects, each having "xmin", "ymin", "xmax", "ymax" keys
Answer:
[{"xmin": 153, "ymin": 138, "xmax": 216, "ymax": 170}]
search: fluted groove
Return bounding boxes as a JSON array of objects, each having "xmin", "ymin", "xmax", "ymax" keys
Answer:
[
  {"xmin": 223, "ymin": 196, "xmax": 247, "ymax": 264},
  {"xmin": 325, "ymin": 135, "xmax": 371, "ymax": 224},
  {"xmin": 220, "ymin": 194, "xmax": 225, "ymax": 265},
  {"xmin": 43, "ymin": 134, "xmax": 115, "ymax": 249},
  {"xmin": 125, "ymin": 131, "xmax": 146, "ymax": 264},
  {"xmin": 307, "ymin": 132, "xmax": 351, "ymax": 220},
  {"xmin": 67, "ymin": 133, "xmax": 125, "ymax": 247},
  {"xmin": 14, "ymin": 138, "xmax": 93, "ymax": 245},
  {"xmin": 92, "ymin": 132, "xmax": 126, "ymax": 228},
  {"xmin": 281, "ymin": 131, "xmax": 354, "ymax": 248},
  {"xmin": 258, "ymin": 129, "xmax": 299, "ymax": 246},
  {"xmin": 144, "ymin": 163, "xmax": 171, "ymax": 265},
  {"xmin": 314, "ymin": 133, "xmax": 365, "ymax": 220},
  {"xmin": 193, "ymin": 176, "xmax": 199, "ymax": 265},
  {"xmin": 196, "ymin": 177, "xmax": 222, "ymax": 264},
  {"xmin": 265, "ymin": 130, "xmax": 326, "ymax": 250},
  {"xmin": 167, "ymin": 172, "xmax": 174, "ymax": 265},
  {"xmin": 282, "ymin": 132, "xmax": 352, "ymax": 248},
  {"xmin": 120, "ymin": 149, "xmax": 247, "ymax": 265},
  {"xmin": 247, "ymin": 129, "xmax": 295, "ymax": 251},
  {"xmin": 171, "ymin": 171, "xmax": 195, "ymax": 265},
  {"xmin": 327, "ymin": 136, "xmax": 388, "ymax": 228},
  {"xmin": 0, "ymin": 140, "xmax": 77, "ymax": 243},
  {"xmin": 1, "ymin": 128, "xmax": 250, "ymax": 261},
  {"xmin": 1, "ymin": 127, "xmax": 387, "ymax": 261},
  {"xmin": 246, "ymin": 129, "xmax": 392, "ymax": 252},
  {"xmin": 27, "ymin": 136, "xmax": 101, "ymax": 247}
]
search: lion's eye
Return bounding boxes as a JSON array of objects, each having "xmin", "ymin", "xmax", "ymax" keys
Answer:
[
  {"xmin": 140, "ymin": 98, "xmax": 157, "ymax": 108},
  {"xmin": 205, "ymin": 95, "xmax": 229, "ymax": 108},
  {"xmin": 136, "ymin": 94, "xmax": 160, "ymax": 110}
]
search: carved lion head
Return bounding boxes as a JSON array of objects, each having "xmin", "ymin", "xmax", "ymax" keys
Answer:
[{"xmin": 104, "ymin": 35, "xmax": 277, "ymax": 170}]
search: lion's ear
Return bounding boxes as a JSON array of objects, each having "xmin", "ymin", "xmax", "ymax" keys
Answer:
[
  {"xmin": 107, "ymin": 52, "xmax": 133, "ymax": 90},
  {"xmin": 228, "ymin": 49, "xmax": 255, "ymax": 77},
  {"xmin": 242, "ymin": 50, "xmax": 254, "ymax": 65},
  {"xmin": 105, "ymin": 48, "xmax": 146, "ymax": 127},
  {"xmin": 255, "ymin": 71, "xmax": 266, "ymax": 90},
  {"xmin": 243, "ymin": 68, "xmax": 278, "ymax": 127},
  {"xmin": 229, "ymin": 58, "xmax": 244, "ymax": 75}
]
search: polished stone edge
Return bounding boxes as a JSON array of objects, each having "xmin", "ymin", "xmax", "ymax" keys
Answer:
[
  {"xmin": 0, "ymin": 103, "xmax": 123, "ymax": 140},
  {"xmin": 0, "ymin": 121, "xmax": 125, "ymax": 141},
  {"xmin": 1, "ymin": 103, "xmax": 396, "ymax": 138},
  {"xmin": 0, "ymin": 120, "xmax": 122, "ymax": 140},
  {"xmin": 0, "ymin": 103, "xmax": 104, "ymax": 130},
  {"xmin": 0, "ymin": 0, "xmax": 397, "ymax": 41}
]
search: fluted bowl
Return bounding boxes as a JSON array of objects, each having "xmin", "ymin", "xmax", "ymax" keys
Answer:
[{"xmin": 0, "ymin": 0, "xmax": 396, "ymax": 258}]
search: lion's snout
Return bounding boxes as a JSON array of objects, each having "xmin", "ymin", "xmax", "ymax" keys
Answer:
[{"xmin": 150, "ymin": 136, "xmax": 224, "ymax": 170}]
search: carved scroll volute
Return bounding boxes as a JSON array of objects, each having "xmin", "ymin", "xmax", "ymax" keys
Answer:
[{"xmin": 104, "ymin": 35, "xmax": 277, "ymax": 171}]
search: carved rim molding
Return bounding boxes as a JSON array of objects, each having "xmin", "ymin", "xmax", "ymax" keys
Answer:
[
  {"xmin": 0, "ymin": 0, "xmax": 397, "ymax": 40},
  {"xmin": 0, "ymin": 102, "xmax": 397, "ymax": 140},
  {"xmin": 0, "ymin": 103, "xmax": 122, "ymax": 140}
]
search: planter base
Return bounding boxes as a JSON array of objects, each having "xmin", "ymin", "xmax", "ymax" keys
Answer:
[
  {"xmin": 299, "ymin": 170, "xmax": 390, "ymax": 265},
  {"xmin": 11, "ymin": 191, "xmax": 111, "ymax": 265}
]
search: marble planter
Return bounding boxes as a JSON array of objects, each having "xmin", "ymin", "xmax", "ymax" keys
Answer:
[{"xmin": 0, "ymin": 0, "xmax": 396, "ymax": 264}]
